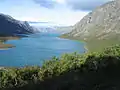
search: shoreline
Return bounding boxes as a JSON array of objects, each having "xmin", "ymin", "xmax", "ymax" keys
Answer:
[
  {"xmin": 0, "ymin": 36, "xmax": 19, "ymax": 49},
  {"xmin": 0, "ymin": 43, "xmax": 15, "ymax": 49},
  {"xmin": 84, "ymin": 45, "xmax": 89, "ymax": 53},
  {"xmin": 59, "ymin": 35, "xmax": 89, "ymax": 52}
]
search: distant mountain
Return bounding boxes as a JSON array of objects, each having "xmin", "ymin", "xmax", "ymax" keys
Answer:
[
  {"xmin": 29, "ymin": 21, "xmax": 72, "ymax": 34},
  {"xmin": 30, "ymin": 25, "xmax": 73, "ymax": 34},
  {"xmin": 64, "ymin": 0, "xmax": 120, "ymax": 41},
  {"xmin": 28, "ymin": 21, "xmax": 50, "ymax": 24},
  {"xmin": 54, "ymin": 26, "xmax": 73, "ymax": 34},
  {"xmin": 34, "ymin": 27, "xmax": 57, "ymax": 33},
  {"xmin": 0, "ymin": 13, "xmax": 39, "ymax": 36}
]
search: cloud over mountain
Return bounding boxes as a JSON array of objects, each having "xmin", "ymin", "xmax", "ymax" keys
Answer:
[
  {"xmin": 32, "ymin": 0, "xmax": 111, "ymax": 11},
  {"xmin": 65, "ymin": 0, "xmax": 111, "ymax": 11}
]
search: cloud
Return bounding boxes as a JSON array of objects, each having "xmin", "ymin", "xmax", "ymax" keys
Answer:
[
  {"xmin": 33, "ymin": 0, "xmax": 111, "ymax": 11},
  {"xmin": 33, "ymin": 0, "xmax": 57, "ymax": 8},
  {"xmin": 65, "ymin": 0, "xmax": 111, "ymax": 11}
]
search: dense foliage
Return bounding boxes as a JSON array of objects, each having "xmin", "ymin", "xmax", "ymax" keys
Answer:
[{"xmin": 1, "ymin": 45, "xmax": 120, "ymax": 90}]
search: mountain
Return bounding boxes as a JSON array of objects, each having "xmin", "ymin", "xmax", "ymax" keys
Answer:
[
  {"xmin": 62, "ymin": 0, "xmax": 120, "ymax": 51},
  {"xmin": 34, "ymin": 26, "xmax": 73, "ymax": 34},
  {"xmin": 63, "ymin": 0, "xmax": 120, "ymax": 41},
  {"xmin": 54, "ymin": 26, "xmax": 73, "ymax": 34},
  {"xmin": 34, "ymin": 27, "xmax": 57, "ymax": 33},
  {"xmin": 29, "ymin": 22, "xmax": 73, "ymax": 34},
  {"xmin": 0, "ymin": 13, "xmax": 39, "ymax": 36}
]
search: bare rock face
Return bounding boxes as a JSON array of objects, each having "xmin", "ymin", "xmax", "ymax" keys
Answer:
[
  {"xmin": 67, "ymin": 0, "xmax": 120, "ymax": 41},
  {"xmin": 0, "ymin": 13, "xmax": 39, "ymax": 36}
]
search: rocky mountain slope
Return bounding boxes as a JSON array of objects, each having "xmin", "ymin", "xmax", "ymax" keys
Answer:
[
  {"xmin": 64, "ymin": 0, "xmax": 120, "ymax": 42},
  {"xmin": 0, "ymin": 13, "xmax": 38, "ymax": 36}
]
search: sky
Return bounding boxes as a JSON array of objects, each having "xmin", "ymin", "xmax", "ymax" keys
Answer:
[{"xmin": 0, "ymin": 0, "xmax": 111, "ymax": 26}]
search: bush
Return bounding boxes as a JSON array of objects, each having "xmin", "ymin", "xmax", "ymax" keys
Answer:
[{"xmin": 1, "ymin": 45, "xmax": 120, "ymax": 90}]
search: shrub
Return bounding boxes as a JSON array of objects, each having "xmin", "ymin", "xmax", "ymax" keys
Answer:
[{"xmin": 1, "ymin": 45, "xmax": 120, "ymax": 89}]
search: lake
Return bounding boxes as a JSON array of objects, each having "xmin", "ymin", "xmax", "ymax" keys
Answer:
[{"xmin": 0, "ymin": 33, "xmax": 85, "ymax": 67}]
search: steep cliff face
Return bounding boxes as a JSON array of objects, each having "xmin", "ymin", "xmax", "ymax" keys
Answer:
[
  {"xmin": 66, "ymin": 0, "xmax": 120, "ymax": 41},
  {"xmin": 0, "ymin": 13, "xmax": 38, "ymax": 36}
]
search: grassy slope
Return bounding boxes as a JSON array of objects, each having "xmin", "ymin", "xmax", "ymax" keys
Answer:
[
  {"xmin": 60, "ymin": 34, "xmax": 120, "ymax": 52},
  {"xmin": 86, "ymin": 40, "xmax": 118, "ymax": 52}
]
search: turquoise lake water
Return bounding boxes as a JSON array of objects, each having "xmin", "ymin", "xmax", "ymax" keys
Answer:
[{"xmin": 0, "ymin": 33, "xmax": 85, "ymax": 67}]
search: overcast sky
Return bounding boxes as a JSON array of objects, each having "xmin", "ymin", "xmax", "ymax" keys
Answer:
[{"xmin": 0, "ymin": 0, "xmax": 111, "ymax": 26}]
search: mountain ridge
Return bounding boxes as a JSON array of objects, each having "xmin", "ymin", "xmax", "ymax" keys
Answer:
[
  {"xmin": 62, "ymin": 0, "xmax": 120, "ymax": 51},
  {"xmin": 0, "ymin": 13, "xmax": 39, "ymax": 36}
]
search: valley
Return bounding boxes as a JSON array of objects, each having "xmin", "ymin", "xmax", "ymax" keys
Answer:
[{"xmin": 1, "ymin": 0, "xmax": 120, "ymax": 90}]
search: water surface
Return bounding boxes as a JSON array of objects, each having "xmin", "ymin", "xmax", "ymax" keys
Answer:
[{"xmin": 0, "ymin": 33, "xmax": 85, "ymax": 67}]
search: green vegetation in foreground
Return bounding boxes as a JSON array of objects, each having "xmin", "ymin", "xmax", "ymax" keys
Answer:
[
  {"xmin": 0, "ymin": 36, "xmax": 19, "ymax": 49},
  {"xmin": 1, "ymin": 45, "xmax": 120, "ymax": 90}
]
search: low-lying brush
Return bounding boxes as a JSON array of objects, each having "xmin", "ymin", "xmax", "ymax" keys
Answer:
[{"xmin": 1, "ymin": 45, "xmax": 120, "ymax": 90}]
